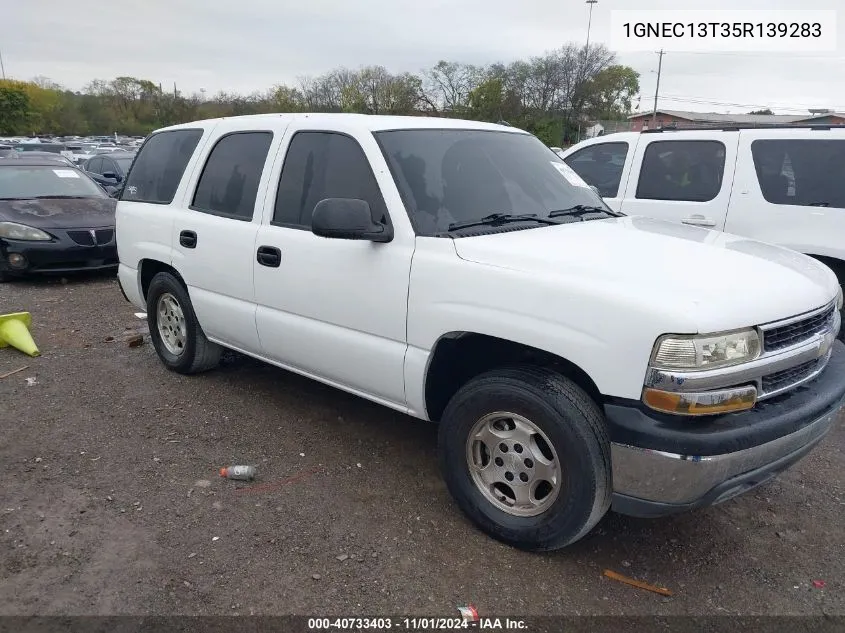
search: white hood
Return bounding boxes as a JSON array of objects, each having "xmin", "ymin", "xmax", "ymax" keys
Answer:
[{"xmin": 453, "ymin": 216, "xmax": 839, "ymax": 333}]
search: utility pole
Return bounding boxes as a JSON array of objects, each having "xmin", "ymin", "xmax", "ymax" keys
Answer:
[
  {"xmin": 651, "ymin": 49, "xmax": 665, "ymax": 128},
  {"xmin": 577, "ymin": 0, "xmax": 598, "ymax": 143},
  {"xmin": 0, "ymin": 48, "xmax": 6, "ymax": 80}
]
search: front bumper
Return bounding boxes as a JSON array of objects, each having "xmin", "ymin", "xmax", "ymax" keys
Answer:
[
  {"xmin": 0, "ymin": 230, "xmax": 117, "ymax": 276},
  {"xmin": 608, "ymin": 339, "xmax": 845, "ymax": 517}
]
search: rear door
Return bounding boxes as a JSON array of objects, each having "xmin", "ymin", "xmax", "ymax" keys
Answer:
[
  {"xmin": 725, "ymin": 129, "xmax": 845, "ymax": 261},
  {"xmin": 562, "ymin": 139, "xmax": 634, "ymax": 212},
  {"xmin": 618, "ymin": 131, "xmax": 740, "ymax": 230},
  {"xmin": 169, "ymin": 120, "xmax": 287, "ymax": 354}
]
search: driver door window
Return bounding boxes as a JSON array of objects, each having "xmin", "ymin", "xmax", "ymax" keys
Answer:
[{"xmin": 563, "ymin": 142, "xmax": 629, "ymax": 198}]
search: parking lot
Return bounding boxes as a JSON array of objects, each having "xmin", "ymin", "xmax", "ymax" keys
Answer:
[{"xmin": 1, "ymin": 274, "xmax": 844, "ymax": 617}]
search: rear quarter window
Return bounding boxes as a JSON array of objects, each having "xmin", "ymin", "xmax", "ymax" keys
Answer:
[
  {"xmin": 121, "ymin": 129, "xmax": 203, "ymax": 204},
  {"xmin": 751, "ymin": 139, "xmax": 845, "ymax": 209}
]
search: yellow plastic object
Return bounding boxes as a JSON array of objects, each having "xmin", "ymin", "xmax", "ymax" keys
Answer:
[{"xmin": 0, "ymin": 312, "xmax": 40, "ymax": 357}]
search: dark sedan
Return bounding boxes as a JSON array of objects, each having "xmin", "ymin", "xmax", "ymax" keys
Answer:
[{"xmin": 0, "ymin": 158, "xmax": 117, "ymax": 282}]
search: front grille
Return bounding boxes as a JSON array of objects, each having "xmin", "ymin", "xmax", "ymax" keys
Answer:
[
  {"xmin": 95, "ymin": 229, "xmax": 114, "ymax": 244},
  {"xmin": 762, "ymin": 359, "xmax": 821, "ymax": 394},
  {"xmin": 762, "ymin": 305, "xmax": 835, "ymax": 353},
  {"xmin": 67, "ymin": 230, "xmax": 94, "ymax": 246},
  {"xmin": 66, "ymin": 229, "xmax": 114, "ymax": 246}
]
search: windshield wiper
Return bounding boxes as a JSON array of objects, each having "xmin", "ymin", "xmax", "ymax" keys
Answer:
[
  {"xmin": 549, "ymin": 205, "xmax": 621, "ymax": 219},
  {"xmin": 447, "ymin": 213, "xmax": 559, "ymax": 232},
  {"xmin": 30, "ymin": 195, "xmax": 91, "ymax": 199}
]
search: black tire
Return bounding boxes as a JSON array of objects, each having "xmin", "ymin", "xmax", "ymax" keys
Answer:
[
  {"xmin": 146, "ymin": 271, "xmax": 221, "ymax": 374},
  {"xmin": 438, "ymin": 366, "xmax": 611, "ymax": 551}
]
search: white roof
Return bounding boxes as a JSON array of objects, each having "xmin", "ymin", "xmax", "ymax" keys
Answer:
[{"xmin": 156, "ymin": 113, "xmax": 525, "ymax": 135}]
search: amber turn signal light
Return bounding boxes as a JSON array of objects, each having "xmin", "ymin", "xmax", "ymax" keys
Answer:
[{"xmin": 642, "ymin": 385, "xmax": 757, "ymax": 416}]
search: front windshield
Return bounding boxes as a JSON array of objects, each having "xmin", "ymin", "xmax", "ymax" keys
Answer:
[
  {"xmin": 376, "ymin": 129, "xmax": 612, "ymax": 236},
  {"xmin": 0, "ymin": 166, "xmax": 106, "ymax": 200}
]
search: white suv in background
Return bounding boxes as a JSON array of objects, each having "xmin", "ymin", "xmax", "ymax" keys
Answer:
[
  {"xmin": 560, "ymin": 126, "xmax": 845, "ymax": 333},
  {"xmin": 116, "ymin": 114, "xmax": 845, "ymax": 551}
]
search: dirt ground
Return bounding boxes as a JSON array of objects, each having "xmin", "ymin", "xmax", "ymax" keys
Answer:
[{"xmin": 1, "ymin": 273, "xmax": 843, "ymax": 618}]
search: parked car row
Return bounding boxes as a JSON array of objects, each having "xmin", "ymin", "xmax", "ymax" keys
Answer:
[{"xmin": 0, "ymin": 135, "xmax": 142, "ymax": 168}]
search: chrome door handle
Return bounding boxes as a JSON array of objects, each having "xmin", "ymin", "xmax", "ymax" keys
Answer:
[{"xmin": 681, "ymin": 216, "xmax": 716, "ymax": 227}]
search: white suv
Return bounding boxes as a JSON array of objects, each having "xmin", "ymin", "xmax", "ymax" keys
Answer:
[
  {"xmin": 116, "ymin": 114, "xmax": 845, "ymax": 550},
  {"xmin": 559, "ymin": 126, "xmax": 845, "ymax": 334}
]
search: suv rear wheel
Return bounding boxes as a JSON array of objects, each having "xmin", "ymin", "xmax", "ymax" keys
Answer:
[
  {"xmin": 146, "ymin": 271, "xmax": 221, "ymax": 374},
  {"xmin": 438, "ymin": 366, "xmax": 611, "ymax": 551}
]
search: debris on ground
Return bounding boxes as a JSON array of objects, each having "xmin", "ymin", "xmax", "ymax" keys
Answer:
[
  {"xmin": 126, "ymin": 335, "xmax": 144, "ymax": 348},
  {"xmin": 212, "ymin": 537, "xmax": 219, "ymax": 542},
  {"xmin": 0, "ymin": 366, "xmax": 28, "ymax": 379},
  {"xmin": 188, "ymin": 553, "xmax": 197, "ymax": 558},
  {"xmin": 603, "ymin": 569, "xmax": 673, "ymax": 596},
  {"xmin": 25, "ymin": 377, "xmax": 37, "ymax": 387},
  {"xmin": 312, "ymin": 574, "xmax": 321, "ymax": 580},
  {"xmin": 134, "ymin": 313, "xmax": 147, "ymax": 319},
  {"xmin": 219, "ymin": 465, "xmax": 256, "ymax": 481},
  {"xmin": 336, "ymin": 554, "xmax": 349, "ymax": 562},
  {"xmin": 813, "ymin": 580, "xmax": 826, "ymax": 589}
]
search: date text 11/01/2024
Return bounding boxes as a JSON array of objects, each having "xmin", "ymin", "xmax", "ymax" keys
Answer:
[{"xmin": 307, "ymin": 617, "xmax": 528, "ymax": 630}]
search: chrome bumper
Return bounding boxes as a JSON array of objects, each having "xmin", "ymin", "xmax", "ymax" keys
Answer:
[{"xmin": 611, "ymin": 403, "xmax": 841, "ymax": 506}]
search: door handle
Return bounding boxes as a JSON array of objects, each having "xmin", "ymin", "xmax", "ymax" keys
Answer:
[
  {"xmin": 256, "ymin": 245, "xmax": 281, "ymax": 268},
  {"xmin": 179, "ymin": 230, "xmax": 197, "ymax": 248},
  {"xmin": 681, "ymin": 216, "xmax": 716, "ymax": 227}
]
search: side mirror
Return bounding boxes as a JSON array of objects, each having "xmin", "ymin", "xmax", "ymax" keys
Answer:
[
  {"xmin": 102, "ymin": 172, "xmax": 118, "ymax": 181},
  {"xmin": 311, "ymin": 198, "xmax": 392, "ymax": 243}
]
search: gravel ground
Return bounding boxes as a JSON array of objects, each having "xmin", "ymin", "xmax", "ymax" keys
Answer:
[{"xmin": 1, "ymin": 274, "xmax": 843, "ymax": 618}]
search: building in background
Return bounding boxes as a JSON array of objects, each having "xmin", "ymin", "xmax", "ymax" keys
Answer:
[{"xmin": 627, "ymin": 109, "xmax": 845, "ymax": 131}]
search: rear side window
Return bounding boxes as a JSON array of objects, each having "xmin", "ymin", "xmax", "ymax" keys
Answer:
[
  {"xmin": 191, "ymin": 132, "xmax": 273, "ymax": 220},
  {"xmin": 563, "ymin": 142, "xmax": 628, "ymax": 198},
  {"xmin": 273, "ymin": 132, "xmax": 388, "ymax": 228},
  {"xmin": 751, "ymin": 139, "xmax": 845, "ymax": 209},
  {"xmin": 121, "ymin": 129, "xmax": 202, "ymax": 204},
  {"xmin": 636, "ymin": 140, "xmax": 726, "ymax": 202}
]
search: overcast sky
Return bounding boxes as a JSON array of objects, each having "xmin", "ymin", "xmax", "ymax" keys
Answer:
[{"xmin": 3, "ymin": 0, "xmax": 844, "ymax": 114}]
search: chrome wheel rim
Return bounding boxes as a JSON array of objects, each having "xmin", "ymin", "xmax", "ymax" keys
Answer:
[
  {"xmin": 465, "ymin": 411, "xmax": 562, "ymax": 517},
  {"xmin": 156, "ymin": 293, "xmax": 187, "ymax": 356}
]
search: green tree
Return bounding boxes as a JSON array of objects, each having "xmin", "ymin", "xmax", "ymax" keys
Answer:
[
  {"xmin": 0, "ymin": 80, "xmax": 32, "ymax": 134},
  {"xmin": 582, "ymin": 65, "xmax": 640, "ymax": 120},
  {"xmin": 748, "ymin": 108, "xmax": 774, "ymax": 115}
]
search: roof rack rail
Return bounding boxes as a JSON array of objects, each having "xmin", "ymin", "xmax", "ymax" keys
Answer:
[{"xmin": 642, "ymin": 123, "xmax": 845, "ymax": 133}]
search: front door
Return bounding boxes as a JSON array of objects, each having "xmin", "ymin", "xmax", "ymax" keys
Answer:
[{"xmin": 253, "ymin": 127, "xmax": 414, "ymax": 409}]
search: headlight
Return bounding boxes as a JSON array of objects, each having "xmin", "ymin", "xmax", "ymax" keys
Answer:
[
  {"xmin": 651, "ymin": 328, "xmax": 761, "ymax": 371},
  {"xmin": 836, "ymin": 286, "xmax": 843, "ymax": 311},
  {"xmin": 0, "ymin": 222, "xmax": 52, "ymax": 241}
]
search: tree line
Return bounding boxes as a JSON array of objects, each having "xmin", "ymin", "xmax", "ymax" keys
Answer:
[{"xmin": 0, "ymin": 43, "xmax": 639, "ymax": 146}]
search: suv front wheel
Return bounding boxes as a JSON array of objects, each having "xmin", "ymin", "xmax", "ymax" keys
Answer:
[
  {"xmin": 438, "ymin": 366, "xmax": 611, "ymax": 551},
  {"xmin": 146, "ymin": 271, "xmax": 221, "ymax": 374}
]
